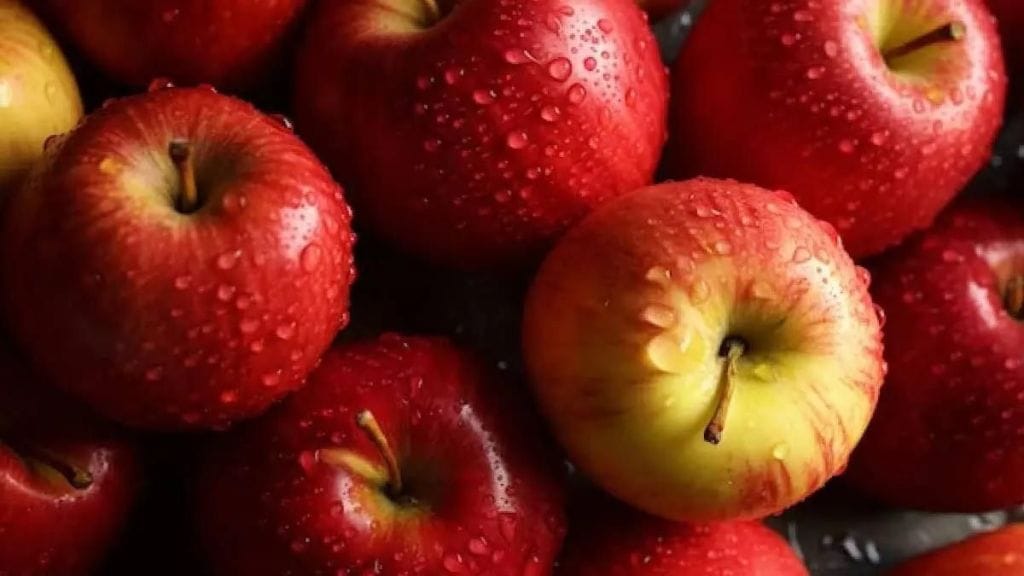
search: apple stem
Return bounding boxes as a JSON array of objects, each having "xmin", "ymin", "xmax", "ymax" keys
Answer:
[
  {"xmin": 882, "ymin": 21, "xmax": 966, "ymax": 62},
  {"xmin": 1005, "ymin": 276, "xmax": 1024, "ymax": 320},
  {"xmin": 168, "ymin": 139, "xmax": 199, "ymax": 214},
  {"xmin": 704, "ymin": 337, "xmax": 746, "ymax": 445},
  {"xmin": 1, "ymin": 439, "xmax": 93, "ymax": 489},
  {"xmin": 355, "ymin": 410, "xmax": 403, "ymax": 496}
]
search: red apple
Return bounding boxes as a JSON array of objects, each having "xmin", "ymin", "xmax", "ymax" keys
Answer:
[
  {"xmin": 0, "ymin": 349, "xmax": 139, "ymax": 575},
  {"xmin": 988, "ymin": 0, "xmax": 1024, "ymax": 76},
  {"xmin": 199, "ymin": 334, "xmax": 567, "ymax": 575},
  {"xmin": 558, "ymin": 489, "xmax": 809, "ymax": 575},
  {"xmin": 1, "ymin": 86, "xmax": 355, "ymax": 431},
  {"xmin": 846, "ymin": 195, "xmax": 1024, "ymax": 511},
  {"xmin": 524, "ymin": 178, "xmax": 885, "ymax": 522},
  {"xmin": 668, "ymin": 0, "xmax": 1006, "ymax": 259},
  {"xmin": 889, "ymin": 525, "xmax": 1024, "ymax": 575},
  {"xmin": 293, "ymin": 0, "xmax": 668, "ymax": 268},
  {"xmin": 35, "ymin": 0, "xmax": 308, "ymax": 91}
]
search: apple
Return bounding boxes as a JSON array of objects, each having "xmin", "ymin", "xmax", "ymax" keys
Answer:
[
  {"xmin": 0, "ymin": 348, "xmax": 140, "ymax": 575},
  {"xmin": 35, "ymin": 0, "xmax": 308, "ymax": 91},
  {"xmin": 293, "ymin": 0, "xmax": 668, "ymax": 268},
  {"xmin": 0, "ymin": 0, "xmax": 82, "ymax": 193},
  {"xmin": 845, "ymin": 196, "xmax": 1024, "ymax": 511},
  {"xmin": 667, "ymin": 0, "xmax": 1006, "ymax": 259},
  {"xmin": 889, "ymin": 525, "xmax": 1024, "ymax": 576},
  {"xmin": 198, "ymin": 334, "xmax": 567, "ymax": 575},
  {"xmin": 523, "ymin": 177, "xmax": 885, "ymax": 522},
  {"xmin": 987, "ymin": 0, "xmax": 1024, "ymax": 76},
  {"xmin": 558, "ymin": 488, "xmax": 809, "ymax": 575},
  {"xmin": 0, "ymin": 86, "xmax": 356, "ymax": 431}
]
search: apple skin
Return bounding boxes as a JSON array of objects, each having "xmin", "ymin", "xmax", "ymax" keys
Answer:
[
  {"xmin": 0, "ymin": 0, "xmax": 82, "ymax": 193},
  {"xmin": 34, "ymin": 0, "xmax": 307, "ymax": 91},
  {"xmin": 846, "ymin": 196, "xmax": 1024, "ymax": 512},
  {"xmin": 0, "ymin": 86, "xmax": 356, "ymax": 431},
  {"xmin": 198, "ymin": 334, "xmax": 567, "ymax": 576},
  {"xmin": 667, "ymin": 0, "xmax": 1006, "ymax": 259},
  {"xmin": 523, "ymin": 178, "xmax": 885, "ymax": 522},
  {"xmin": 0, "ymin": 349, "xmax": 140, "ymax": 575},
  {"xmin": 889, "ymin": 525, "xmax": 1024, "ymax": 576},
  {"xmin": 987, "ymin": 0, "xmax": 1024, "ymax": 75},
  {"xmin": 293, "ymin": 0, "xmax": 668, "ymax": 269},
  {"xmin": 558, "ymin": 488, "xmax": 809, "ymax": 576}
]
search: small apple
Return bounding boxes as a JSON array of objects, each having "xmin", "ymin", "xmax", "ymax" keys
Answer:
[
  {"xmin": 0, "ymin": 0, "xmax": 82, "ymax": 193},
  {"xmin": 846, "ymin": 196, "xmax": 1024, "ymax": 512},
  {"xmin": 558, "ymin": 488, "xmax": 809, "ymax": 575},
  {"xmin": 1, "ymin": 86, "xmax": 356, "ymax": 431},
  {"xmin": 889, "ymin": 525, "xmax": 1024, "ymax": 576},
  {"xmin": 0, "ymin": 349, "xmax": 139, "ymax": 575},
  {"xmin": 198, "ymin": 334, "xmax": 567, "ymax": 575},
  {"xmin": 524, "ymin": 178, "xmax": 885, "ymax": 522},
  {"xmin": 293, "ymin": 0, "xmax": 668, "ymax": 268},
  {"xmin": 668, "ymin": 0, "xmax": 1006, "ymax": 258},
  {"xmin": 34, "ymin": 0, "xmax": 308, "ymax": 91}
]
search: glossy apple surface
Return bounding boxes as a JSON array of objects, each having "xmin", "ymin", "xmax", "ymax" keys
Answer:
[
  {"xmin": 0, "ymin": 0, "xmax": 82, "ymax": 192},
  {"xmin": 0, "ymin": 350, "xmax": 139, "ymax": 575},
  {"xmin": 846, "ymin": 196, "xmax": 1024, "ymax": 511},
  {"xmin": 559, "ymin": 489, "xmax": 809, "ymax": 575},
  {"xmin": 1, "ymin": 87, "xmax": 355, "ymax": 431},
  {"xmin": 524, "ymin": 178, "xmax": 884, "ymax": 522},
  {"xmin": 35, "ymin": 0, "xmax": 307, "ymax": 90},
  {"xmin": 294, "ymin": 0, "xmax": 668, "ymax": 268},
  {"xmin": 199, "ymin": 334, "xmax": 566, "ymax": 575},
  {"xmin": 669, "ymin": 0, "xmax": 1006, "ymax": 258},
  {"xmin": 889, "ymin": 525, "xmax": 1024, "ymax": 575}
]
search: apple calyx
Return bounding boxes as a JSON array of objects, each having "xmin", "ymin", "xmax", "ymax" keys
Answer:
[
  {"xmin": 703, "ymin": 336, "xmax": 747, "ymax": 445},
  {"xmin": 169, "ymin": 139, "xmax": 200, "ymax": 214},
  {"xmin": 882, "ymin": 21, "xmax": 966, "ymax": 63},
  {"xmin": 1005, "ymin": 276, "xmax": 1024, "ymax": 320},
  {"xmin": 1, "ymin": 438, "xmax": 93, "ymax": 489}
]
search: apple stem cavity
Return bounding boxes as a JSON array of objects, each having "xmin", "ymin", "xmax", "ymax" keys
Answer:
[
  {"xmin": 355, "ymin": 410, "xmax": 403, "ymax": 496},
  {"xmin": 421, "ymin": 0, "xmax": 441, "ymax": 24},
  {"xmin": 882, "ymin": 21, "xmax": 967, "ymax": 63},
  {"xmin": 1, "ymin": 439, "xmax": 94, "ymax": 489},
  {"xmin": 704, "ymin": 337, "xmax": 747, "ymax": 445},
  {"xmin": 169, "ymin": 139, "xmax": 200, "ymax": 214},
  {"xmin": 1005, "ymin": 276, "xmax": 1024, "ymax": 320}
]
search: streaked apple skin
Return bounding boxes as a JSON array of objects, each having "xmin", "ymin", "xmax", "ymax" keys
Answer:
[
  {"xmin": 0, "ymin": 0, "xmax": 82, "ymax": 192},
  {"xmin": 889, "ymin": 525, "xmax": 1024, "ymax": 576},
  {"xmin": 559, "ymin": 489, "xmax": 808, "ymax": 576},
  {"xmin": 294, "ymin": 0, "xmax": 668, "ymax": 268},
  {"xmin": 1, "ymin": 87, "xmax": 355, "ymax": 431},
  {"xmin": 668, "ymin": 0, "xmax": 1006, "ymax": 258},
  {"xmin": 35, "ymin": 0, "xmax": 307, "ymax": 90},
  {"xmin": 199, "ymin": 335, "xmax": 567, "ymax": 576},
  {"xmin": 0, "ymin": 350, "xmax": 140, "ymax": 575},
  {"xmin": 846, "ymin": 197, "xmax": 1024, "ymax": 511},
  {"xmin": 524, "ymin": 178, "xmax": 884, "ymax": 522}
]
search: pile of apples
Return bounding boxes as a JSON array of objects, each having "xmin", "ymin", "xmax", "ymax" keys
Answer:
[{"xmin": 2, "ymin": 0, "xmax": 1023, "ymax": 574}]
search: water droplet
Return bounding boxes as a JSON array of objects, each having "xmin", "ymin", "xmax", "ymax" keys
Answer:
[
  {"xmin": 505, "ymin": 131, "xmax": 529, "ymax": 149},
  {"xmin": 275, "ymin": 323, "xmax": 296, "ymax": 340},
  {"xmin": 597, "ymin": 18, "xmax": 614, "ymax": 33},
  {"xmin": 262, "ymin": 371, "xmax": 282, "ymax": 387},
  {"xmin": 240, "ymin": 318, "xmax": 260, "ymax": 334},
  {"xmin": 443, "ymin": 67, "xmax": 462, "ymax": 85},
  {"xmin": 216, "ymin": 251, "xmax": 241, "ymax": 270},
  {"xmin": 216, "ymin": 284, "xmax": 236, "ymax": 301},
  {"xmin": 823, "ymin": 40, "xmax": 838, "ymax": 57},
  {"xmin": 503, "ymin": 48, "xmax": 534, "ymax": 64},
  {"xmin": 220, "ymin": 390, "xmax": 238, "ymax": 404},
  {"xmin": 870, "ymin": 131, "xmax": 888, "ymax": 146},
  {"xmin": 806, "ymin": 66, "xmax": 825, "ymax": 79},
  {"xmin": 472, "ymin": 89, "xmax": 496, "ymax": 105},
  {"xmin": 584, "ymin": 57, "xmax": 597, "ymax": 71},
  {"xmin": 300, "ymin": 244, "xmax": 323, "ymax": 272},
  {"xmin": 147, "ymin": 77, "xmax": 175, "ymax": 92},
  {"xmin": 625, "ymin": 88, "xmax": 637, "ymax": 108},
  {"xmin": 174, "ymin": 275, "xmax": 192, "ymax": 290},
  {"xmin": 793, "ymin": 9, "xmax": 813, "ymax": 21},
  {"xmin": 540, "ymin": 105, "xmax": 561, "ymax": 122},
  {"xmin": 641, "ymin": 304, "xmax": 677, "ymax": 328},
  {"xmin": 712, "ymin": 239, "xmax": 732, "ymax": 255},
  {"xmin": 546, "ymin": 58, "xmax": 572, "ymax": 81},
  {"xmin": 792, "ymin": 247, "xmax": 812, "ymax": 263},
  {"xmin": 423, "ymin": 138, "xmax": 441, "ymax": 152},
  {"xmin": 567, "ymin": 83, "xmax": 587, "ymax": 105},
  {"xmin": 772, "ymin": 443, "xmax": 790, "ymax": 460},
  {"xmin": 838, "ymin": 139, "xmax": 856, "ymax": 154},
  {"xmin": 780, "ymin": 33, "xmax": 798, "ymax": 46}
]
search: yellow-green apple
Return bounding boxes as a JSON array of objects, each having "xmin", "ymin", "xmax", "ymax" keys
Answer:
[
  {"xmin": 523, "ymin": 178, "xmax": 885, "ymax": 522},
  {"xmin": 0, "ymin": 349, "xmax": 140, "ymax": 575},
  {"xmin": 846, "ymin": 196, "xmax": 1024, "ymax": 511},
  {"xmin": 559, "ymin": 488, "xmax": 809, "ymax": 575},
  {"xmin": 0, "ymin": 86, "xmax": 355, "ymax": 431},
  {"xmin": 0, "ymin": 0, "xmax": 82, "ymax": 193},
  {"xmin": 199, "ymin": 334, "xmax": 566, "ymax": 575},
  {"xmin": 34, "ymin": 0, "xmax": 308, "ymax": 91},
  {"xmin": 889, "ymin": 525, "xmax": 1024, "ymax": 576},
  {"xmin": 668, "ymin": 0, "xmax": 1006, "ymax": 259},
  {"xmin": 293, "ymin": 0, "xmax": 668, "ymax": 269}
]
